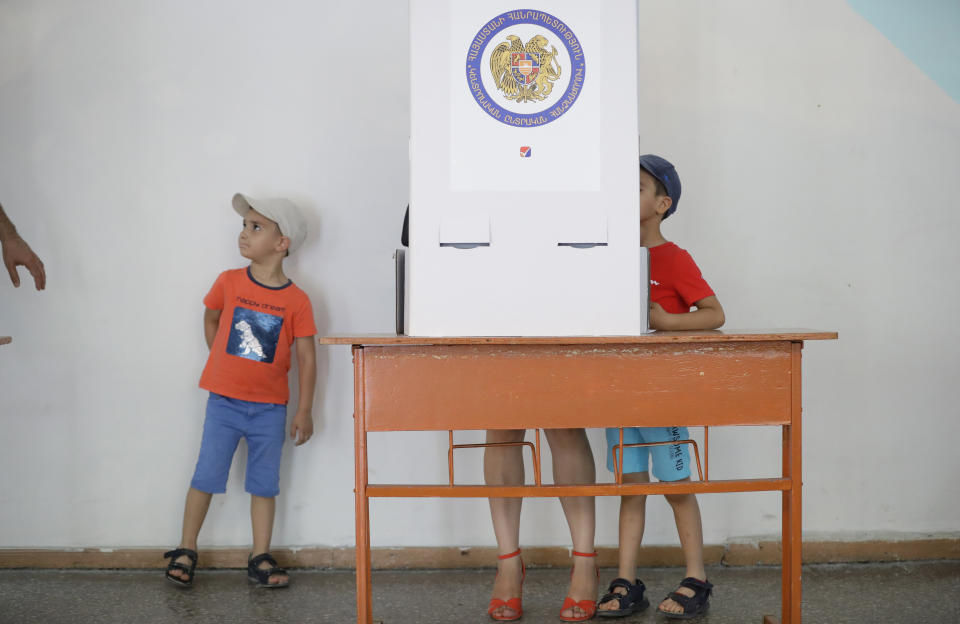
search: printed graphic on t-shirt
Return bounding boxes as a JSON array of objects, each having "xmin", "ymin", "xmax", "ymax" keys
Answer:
[{"xmin": 226, "ymin": 306, "xmax": 283, "ymax": 364}]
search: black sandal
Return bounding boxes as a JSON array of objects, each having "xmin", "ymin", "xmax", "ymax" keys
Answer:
[
  {"xmin": 247, "ymin": 552, "xmax": 289, "ymax": 588},
  {"xmin": 658, "ymin": 577, "xmax": 713, "ymax": 619},
  {"xmin": 597, "ymin": 577, "xmax": 650, "ymax": 618},
  {"xmin": 163, "ymin": 548, "xmax": 197, "ymax": 588}
]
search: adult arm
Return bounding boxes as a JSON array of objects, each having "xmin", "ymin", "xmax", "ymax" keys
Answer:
[{"xmin": 0, "ymin": 204, "xmax": 46, "ymax": 290}]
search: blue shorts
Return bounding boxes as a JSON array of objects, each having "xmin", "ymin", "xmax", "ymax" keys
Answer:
[
  {"xmin": 190, "ymin": 393, "xmax": 286, "ymax": 498},
  {"xmin": 604, "ymin": 426, "xmax": 691, "ymax": 482}
]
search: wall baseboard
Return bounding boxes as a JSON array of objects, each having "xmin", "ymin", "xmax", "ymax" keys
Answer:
[{"xmin": 1, "ymin": 537, "xmax": 956, "ymax": 569}]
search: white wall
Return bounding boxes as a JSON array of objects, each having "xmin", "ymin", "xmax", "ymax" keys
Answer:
[{"xmin": 1, "ymin": 0, "xmax": 958, "ymax": 551}]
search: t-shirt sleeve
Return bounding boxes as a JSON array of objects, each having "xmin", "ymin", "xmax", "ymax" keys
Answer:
[
  {"xmin": 203, "ymin": 272, "xmax": 227, "ymax": 310},
  {"xmin": 292, "ymin": 294, "xmax": 318, "ymax": 338},
  {"xmin": 673, "ymin": 250, "xmax": 715, "ymax": 308}
]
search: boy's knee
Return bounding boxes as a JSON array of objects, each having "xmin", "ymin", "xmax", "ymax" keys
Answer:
[
  {"xmin": 620, "ymin": 472, "xmax": 649, "ymax": 505},
  {"xmin": 664, "ymin": 491, "xmax": 695, "ymax": 508},
  {"xmin": 622, "ymin": 471, "xmax": 651, "ymax": 484},
  {"xmin": 621, "ymin": 494, "xmax": 647, "ymax": 507},
  {"xmin": 246, "ymin": 482, "xmax": 280, "ymax": 498}
]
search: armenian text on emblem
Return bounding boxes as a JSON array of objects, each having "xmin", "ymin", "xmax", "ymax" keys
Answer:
[
  {"xmin": 490, "ymin": 35, "xmax": 561, "ymax": 103},
  {"xmin": 465, "ymin": 9, "xmax": 586, "ymax": 127}
]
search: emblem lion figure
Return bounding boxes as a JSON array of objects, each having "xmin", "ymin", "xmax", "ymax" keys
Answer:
[{"xmin": 489, "ymin": 34, "xmax": 561, "ymax": 103}]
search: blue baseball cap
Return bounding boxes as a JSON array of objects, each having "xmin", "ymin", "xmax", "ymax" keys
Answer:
[{"xmin": 638, "ymin": 154, "xmax": 681, "ymax": 219}]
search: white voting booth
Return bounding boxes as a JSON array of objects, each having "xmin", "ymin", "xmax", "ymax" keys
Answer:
[{"xmin": 403, "ymin": 0, "xmax": 647, "ymax": 336}]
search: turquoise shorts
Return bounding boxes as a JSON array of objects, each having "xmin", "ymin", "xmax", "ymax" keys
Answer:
[
  {"xmin": 604, "ymin": 426, "xmax": 691, "ymax": 481},
  {"xmin": 190, "ymin": 393, "xmax": 287, "ymax": 498}
]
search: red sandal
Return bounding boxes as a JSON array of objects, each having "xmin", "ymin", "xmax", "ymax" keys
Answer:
[
  {"xmin": 559, "ymin": 550, "xmax": 599, "ymax": 622},
  {"xmin": 488, "ymin": 549, "xmax": 525, "ymax": 621}
]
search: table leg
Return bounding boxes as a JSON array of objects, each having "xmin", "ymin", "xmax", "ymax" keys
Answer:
[
  {"xmin": 354, "ymin": 347, "xmax": 373, "ymax": 624},
  {"xmin": 355, "ymin": 485, "xmax": 372, "ymax": 623},
  {"xmin": 770, "ymin": 343, "xmax": 803, "ymax": 624},
  {"xmin": 779, "ymin": 425, "xmax": 793, "ymax": 624},
  {"xmin": 788, "ymin": 343, "xmax": 803, "ymax": 623},
  {"xmin": 778, "ymin": 423, "xmax": 803, "ymax": 624}
]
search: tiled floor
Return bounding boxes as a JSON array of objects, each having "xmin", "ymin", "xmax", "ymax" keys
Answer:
[{"xmin": 2, "ymin": 561, "xmax": 958, "ymax": 623}]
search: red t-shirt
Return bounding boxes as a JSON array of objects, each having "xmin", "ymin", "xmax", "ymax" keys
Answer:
[
  {"xmin": 648, "ymin": 242, "xmax": 715, "ymax": 314},
  {"xmin": 199, "ymin": 268, "xmax": 317, "ymax": 405}
]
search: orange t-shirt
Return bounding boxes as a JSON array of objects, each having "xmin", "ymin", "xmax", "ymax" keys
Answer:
[{"xmin": 199, "ymin": 268, "xmax": 316, "ymax": 405}]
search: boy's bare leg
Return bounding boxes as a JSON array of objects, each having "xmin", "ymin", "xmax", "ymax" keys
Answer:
[
  {"xmin": 659, "ymin": 482, "xmax": 706, "ymax": 614},
  {"xmin": 170, "ymin": 487, "xmax": 212, "ymax": 581},
  {"xmin": 598, "ymin": 471, "xmax": 650, "ymax": 611},
  {"xmin": 545, "ymin": 428, "xmax": 598, "ymax": 621},
  {"xmin": 251, "ymin": 494, "xmax": 288, "ymax": 584},
  {"xmin": 484, "ymin": 429, "xmax": 526, "ymax": 620}
]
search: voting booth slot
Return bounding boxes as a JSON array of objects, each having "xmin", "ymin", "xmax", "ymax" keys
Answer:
[
  {"xmin": 557, "ymin": 214, "xmax": 609, "ymax": 247},
  {"xmin": 438, "ymin": 214, "xmax": 492, "ymax": 249}
]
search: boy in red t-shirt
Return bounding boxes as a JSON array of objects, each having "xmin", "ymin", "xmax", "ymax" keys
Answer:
[
  {"xmin": 598, "ymin": 155, "xmax": 725, "ymax": 620},
  {"xmin": 164, "ymin": 194, "xmax": 317, "ymax": 589}
]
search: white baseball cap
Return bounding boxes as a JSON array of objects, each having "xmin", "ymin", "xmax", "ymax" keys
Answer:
[{"xmin": 232, "ymin": 193, "xmax": 307, "ymax": 253}]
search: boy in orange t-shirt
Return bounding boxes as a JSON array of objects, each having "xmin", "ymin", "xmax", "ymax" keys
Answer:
[{"xmin": 164, "ymin": 194, "xmax": 317, "ymax": 589}]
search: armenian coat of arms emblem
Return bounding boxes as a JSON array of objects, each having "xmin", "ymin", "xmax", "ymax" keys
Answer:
[
  {"xmin": 490, "ymin": 35, "xmax": 561, "ymax": 103},
  {"xmin": 465, "ymin": 10, "xmax": 586, "ymax": 127}
]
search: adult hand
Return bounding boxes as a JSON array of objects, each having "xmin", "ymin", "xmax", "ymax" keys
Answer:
[{"xmin": 2, "ymin": 235, "xmax": 46, "ymax": 290}]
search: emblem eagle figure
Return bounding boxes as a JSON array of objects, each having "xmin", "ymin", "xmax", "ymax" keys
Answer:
[{"xmin": 489, "ymin": 34, "xmax": 561, "ymax": 103}]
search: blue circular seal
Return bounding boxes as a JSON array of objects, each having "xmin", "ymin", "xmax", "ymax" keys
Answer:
[{"xmin": 465, "ymin": 10, "xmax": 586, "ymax": 127}]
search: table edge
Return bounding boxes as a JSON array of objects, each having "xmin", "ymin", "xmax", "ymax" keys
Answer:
[{"xmin": 319, "ymin": 329, "xmax": 838, "ymax": 345}]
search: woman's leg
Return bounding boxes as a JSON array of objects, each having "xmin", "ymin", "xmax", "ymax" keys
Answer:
[
  {"xmin": 485, "ymin": 429, "xmax": 527, "ymax": 619},
  {"xmin": 544, "ymin": 428, "xmax": 598, "ymax": 620}
]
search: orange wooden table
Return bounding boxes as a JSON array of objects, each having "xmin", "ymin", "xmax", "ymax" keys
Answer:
[{"xmin": 320, "ymin": 330, "xmax": 837, "ymax": 624}]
